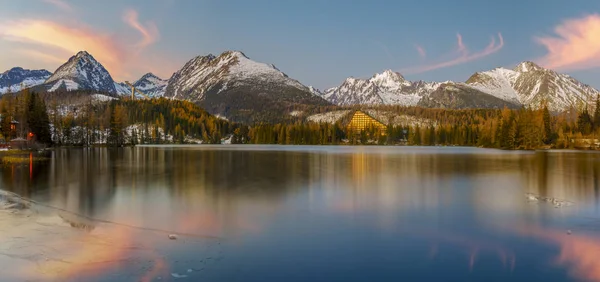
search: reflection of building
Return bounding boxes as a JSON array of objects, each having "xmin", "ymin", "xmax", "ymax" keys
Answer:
[{"xmin": 347, "ymin": 111, "xmax": 387, "ymax": 133}]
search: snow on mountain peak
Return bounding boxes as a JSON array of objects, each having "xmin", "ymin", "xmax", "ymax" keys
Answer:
[
  {"xmin": 0, "ymin": 67, "xmax": 52, "ymax": 94},
  {"xmin": 308, "ymin": 86, "xmax": 323, "ymax": 96},
  {"xmin": 324, "ymin": 70, "xmax": 439, "ymax": 106},
  {"xmin": 464, "ymin": 61, "xmax": 600, "ymax": 111},
  {"xmin": 514, "ymin": 61, "xmax": 543, "ymax": 73},
  {"xmin": 45, "ymin": 51, "xmax": 117, "ymax": 94},
  {"xmin": 164, "ymin": 50, "xmax": 310, "ymax": 101},
  {"xmin": 132, "ymin": 72, "xmax": 168, "ymax": 97},
  {"xmin": 372, "ymin": 69, "xmax": 405, "ymax": 82},
  {"xmin": 135, "ymin": 73, "xmax": 164, "ymax": 84}
]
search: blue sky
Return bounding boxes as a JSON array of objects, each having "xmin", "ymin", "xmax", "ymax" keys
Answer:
[{"xmin": 2, "ymin": 0, "xmax": 600, "ymax": 90}]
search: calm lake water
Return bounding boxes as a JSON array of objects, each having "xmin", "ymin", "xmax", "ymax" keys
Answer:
[{"xmin": 1, "ymin": 146, "xmax": 600, "ymax": 281}]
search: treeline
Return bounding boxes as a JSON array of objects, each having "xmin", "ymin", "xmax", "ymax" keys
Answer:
[
  {"xmin": 0, "ymin": 91, "xmax": 247, "ymax": 146},
  {"xmin": 1, "ymin": 90, "xmax": 600, "ymax": 150},
  {"xmin": 249, "ymin": 98, "xmax": 600, "ymax": 150},
  {"xmin": 0, "ymin": 89, "xmax": 52, "ymax": 145}
]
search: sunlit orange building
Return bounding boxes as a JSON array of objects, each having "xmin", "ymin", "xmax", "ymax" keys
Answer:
[{"xmin": 347, "ymin": 110, "xmax": 387, "ymax": 134}]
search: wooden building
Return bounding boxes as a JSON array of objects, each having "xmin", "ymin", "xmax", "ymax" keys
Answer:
[{"xmin": 347, "ymin": 110, "xmax": 387, "ymax": 134}]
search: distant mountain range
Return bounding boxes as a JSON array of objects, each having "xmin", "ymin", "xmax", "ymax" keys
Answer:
[
  {"xmin": 1, "ymin": 50, "xmax": 598, "ymax": 121},
  {"xmin": 0, "ymin": 67, "xmax": 51, "ymax": 94},
  {"xmin": 319, "ymin": 61, "xmax": 599, "ymax": 111}
]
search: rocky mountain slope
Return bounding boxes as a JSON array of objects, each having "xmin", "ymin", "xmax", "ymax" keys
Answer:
[
  {"xmin": 324, "ymin": 62, "xmax": 599, "ymax": 111},
  {"xmin": 466, "ymin": 61, "xmax": 599, "ymax": 111},
  {"xmin": 133, "ymin": 73, "xmax": 168, "ymax": 97},
  {"xmin": 163, "ymin": 50, "xmax": 329, "ymax": 122},
  {"xmin": 418, "ymin": 83, "xmax": 519, "ymax": 109},
  {"xmin": 3, "ymin": 49, "xmax": 598, "ymax": 115},
  {"xmin": 322, "ymin": 70, "xmax": 441, "ymax": 106},
  {"xmin": 0, "ymin": 67, "xmax": 51, "ymax": 94},
  {"xmin": 42, "ymin": 51, "xmax": 118, "ymax": 94}
]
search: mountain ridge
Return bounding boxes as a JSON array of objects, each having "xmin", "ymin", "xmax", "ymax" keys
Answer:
[
  {"xmin": 0, "ymin": 67, "xmax": 52, "ymax": 94},
  {"xmin": 2, "ymin": 50, "xmax": 599, "ymax": 114},
  {"xmin": 44, "ymin": 51, "xmax": 118, "ymax": 94}
]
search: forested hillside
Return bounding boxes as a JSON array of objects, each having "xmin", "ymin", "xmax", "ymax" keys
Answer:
[
  {"xmin": 0, "ymin": 90, "xmax": 245, "ymax": 146},
  {"xmin": 1, "ymin": 89, "xmax": 599, "ymax": 150}
]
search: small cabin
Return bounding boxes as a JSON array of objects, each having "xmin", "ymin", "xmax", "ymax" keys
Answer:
[
  {"xmin": 347, "ymin": 110, "xmax": 387, "ymax": 134},
  {"xmin": 9, "ymin": 120, "xmax": 18, "ymax": 131}
]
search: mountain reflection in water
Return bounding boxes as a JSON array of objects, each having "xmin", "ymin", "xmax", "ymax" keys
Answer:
[{"xmin": 0, "ymin": 146, "xmax": 599, "ymax": 281}]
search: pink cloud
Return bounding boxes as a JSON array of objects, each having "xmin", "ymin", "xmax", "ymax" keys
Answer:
[
  {"xmin": 0, "ymin": 9, "xmax": 167, "ymax": 81},
  {"xmin": 400, "ymin": 33, "xmax": 504, "ymax": 74},
  {"xmin": 0, "ymin": 20, "xmax": 125, "ymax": 75},
  {"xmin": 41, "ymin": 0, "xmax": 73, "ymax": 12},
  {"xmin": 17, "ymin": 49, "xmax": 68, "ymax": 64},
  {"xmin": 456, "ymin": 33, "xmax": 467, "ymax": 55},
  {"xmin": 123, "ymin": 9, "xmax": 160, "ymax": 48},
  {"xmin": 535, "ymin": 14, "xmax": 600, "ymax": 71},
  {"xmin": 415, "ymin": 44, "xmax": 427, "ymax": 58}
]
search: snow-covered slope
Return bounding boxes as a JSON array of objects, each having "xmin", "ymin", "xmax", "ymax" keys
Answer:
[
  {"xmin": 466, "ymin": 61, "xmax": 600, "ymax": 111},
  {"xmin": 114, "ymin": 82, "xmax": 130, "ymax": 96},
  {"xmin": 0, "ymin": 67, "xmax": 51, "ymax": 94},
  {"xmin": 163, "ymin": 50, "xmax": 329, "ymax": 123},
  {"xmin": 323, "ymin": 70, "xmax": 440, "ymax": 106},
  {"xmin": 133, "ymin": 73, "xmax": 168, "ymax": 97},
  {"xmin": 326, "ymin": 63, "xmax": 599, "ymax": 111},
  {"xmin": 164, "ymin": 50, "xmax": 311, "ymax": 101},
  {"xmin": 466, "ymin": 68, "xmax": 521, "ymax": 104},
  {"xmin": 44, "ymin": 51, "xmax": 117, "ymax": 94}
]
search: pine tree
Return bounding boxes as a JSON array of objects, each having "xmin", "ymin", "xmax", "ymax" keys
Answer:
[
  {"xmin": 577, "ymin": 108, "xmax": 593, "ymax": 135},
  {"xmin": 26, "ymin": 92, "xmax": 52, "ymax": 145},
  {"xmin": 542, "ymin": 105, "xmax": 554, "ymax": 145},
  {"xmin": 594, "ymin": 95, "xmax": 600, "ymax": 131}
]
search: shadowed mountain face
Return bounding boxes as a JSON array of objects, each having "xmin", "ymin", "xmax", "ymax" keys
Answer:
[
  {"xmin": 163, "ymin": 51, "xmax": 329, "ymax": 123},
  {"xmin": 323, "ymin": 62, "xmax": 599, "ymax": 111},
  {"xmin": 466, "ymin": 61, "xmax": 600, "ymax": 111},
  {"xmin": 417, "ymin": 83, "xmax": 520, "ymax": 109},
  {"xmin": 43, "ymin": 51, "xmax": 118, "ymax": 94},
  {"xmin": 132, "ymin": 73, "xmax": 168, "ymax": 98},
  {"xmin": 0, "ymin": 67, "xmax": 51, "ymax": 94}
]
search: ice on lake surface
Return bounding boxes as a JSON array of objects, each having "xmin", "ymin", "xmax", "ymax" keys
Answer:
[
  {"xmin": 0, "ymin": 190, "xmax": 222, "ymax": 281},
  {"xmin": 1, "ymin": 146, "xmax": 600, "ymax": 281}
]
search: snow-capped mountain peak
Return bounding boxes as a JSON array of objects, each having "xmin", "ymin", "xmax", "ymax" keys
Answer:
[
  {"xmin": 514, "ymin": 61, "xmax": 544, "ymax": 73},
  {"xmin": 0, "ymin": 67, "xmax": 52, "ymax": 94},
  {"xmin": 132, "ymin": 72, "xmax": 168, "ymax": 97},
  {"xmin": 466, "ymin": 61, "xmax": 600, "ymax": 111},
  {"xmin": 371, "ymin": 69, "xmax": 406, "ymax": 84},
  {"xmin": 45, "ymin": 51, "xmax": 117, "ymax": 94},
  {"xmin": 164, "ymin": 50, "xmax": 309, "ymax": 101},
  {"xmin": 308, "ymin": 86, "xmax": 323, "ymax": 96},
  {"xmin": 323, "ymin": 70, "xmax": 439, "ymax": 106}
]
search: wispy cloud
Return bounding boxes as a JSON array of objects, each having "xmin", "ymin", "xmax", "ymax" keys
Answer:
[
  {"xmin": 123, "ymin": 9, "xmax": 160, "ymax": 48},
  {"xmin": 414, "ymin": 44, "xmax": 427, "ymax": 58},
  {"xmin": 456, "ymin": 33, "xmax": 467, "ymax": 55},
  {"xmin": 400, "ymin": 33, "xmax": 504, "ymax": 74},
  {"xmin": 17, "ymin": 49, "xmax": 68, "ymax": 64},
  {"xmin": 41, "ymin": 0, "xmax": 73, "ymax": 12},
  {"xmin": 535, "ymin": 14, "xmax": 600, "ymax": 71},
  {"xmin": 0, "ymin": 20, "xmax": 124, "ymax": 74},
  {"xmin": 0, "ymin": 9, "xmax": 164, "ymax": 80}
]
